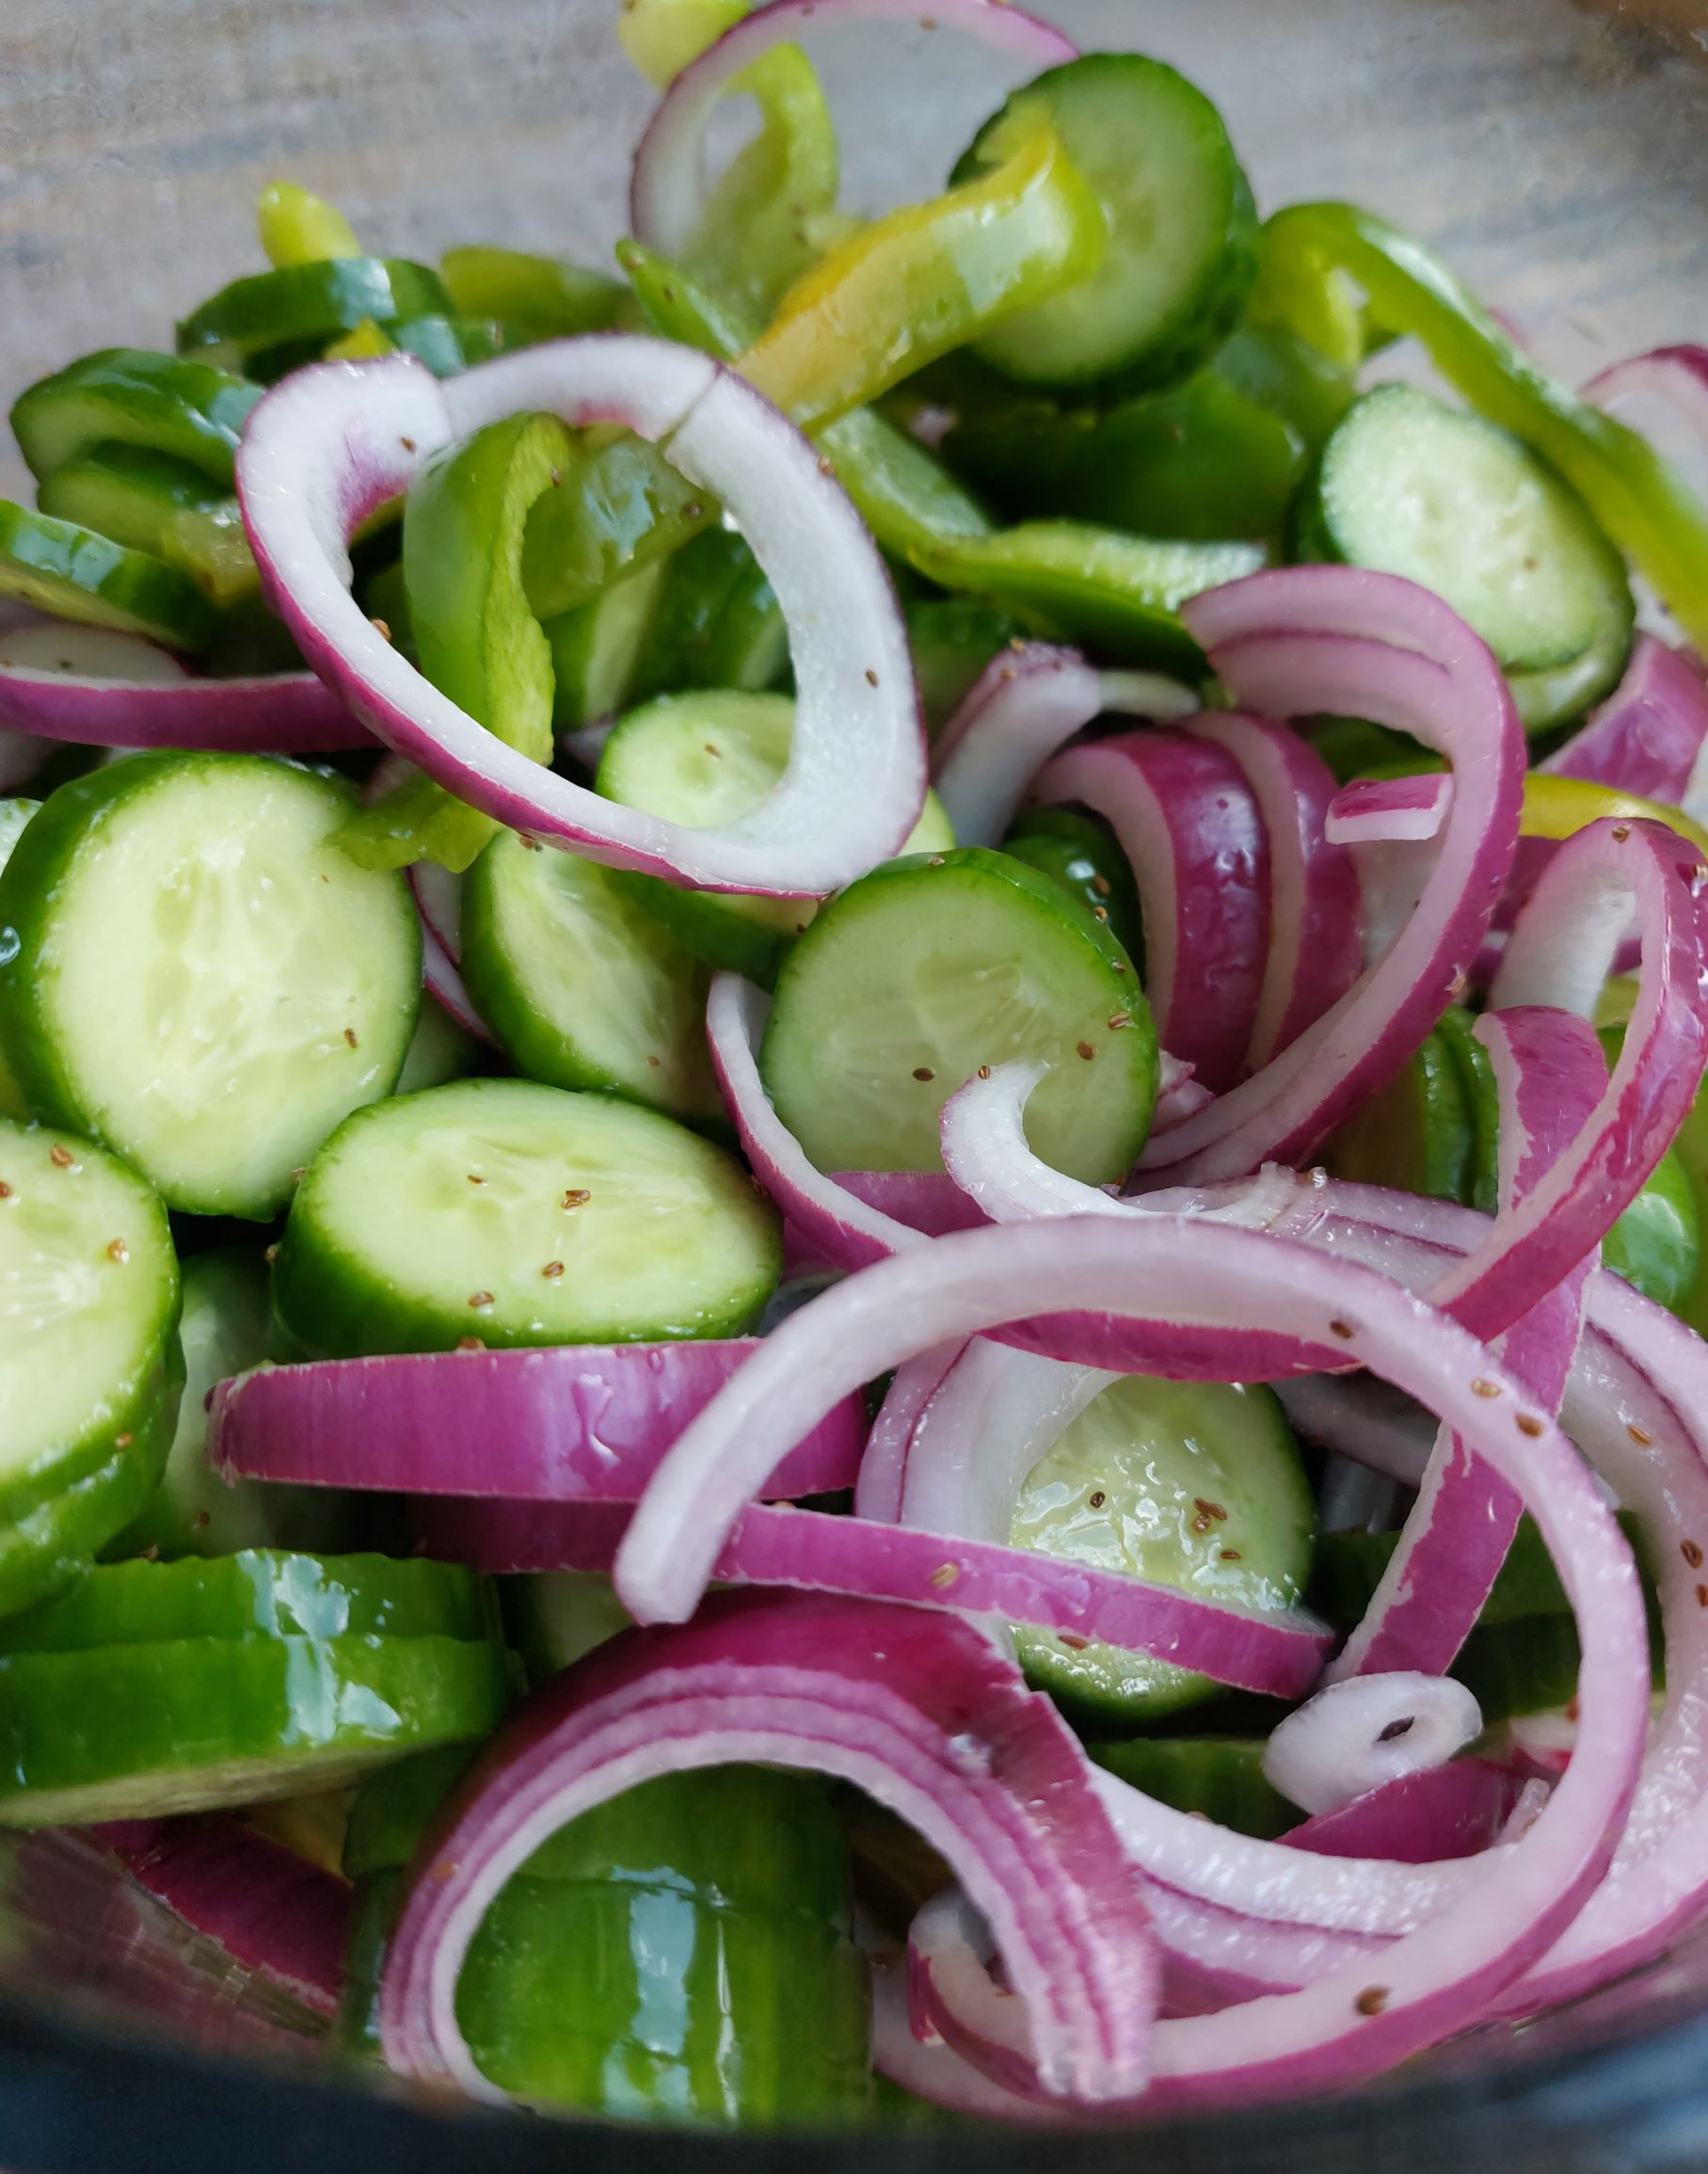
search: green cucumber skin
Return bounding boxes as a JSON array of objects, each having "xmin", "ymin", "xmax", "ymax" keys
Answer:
[
  {"xmin": 0, "ymin": 1632, "xmax": 512, "ymax": 1825},
  {"xmin": 174, "ymin": 260, "xmax": 453, "ymax": 369},
  {"xmin": 459, "ymin": 834, "xmax": 720, "ymax": 1123},
  {"xmin": 0, "ymin": 501, "xmax": 216, "ymax": 654},
  {"xmin": 1003, "ymin": 805, "xmax": 1146, "ymax": 978},
  {"xmin": 0, "ymin": 754, "xmax": 422, "ymax": 1220},
  {"xmin": 1086, "ymin": 1734, "xmax": 1297, "ymax": 1840},
  {"xmin": 0, "ymin": 1549, "xmax": 500, "ymax": 1654},
  {"xmin": 37, "ymin": 447, "xmax": 258, "ymax": 609},
  {"xmin": 956, "ymin": 55, "xmax": 1259, "ymax": 396},
  {"xmin": 271, "ymin": 1078, "xmax": 782, "ymax": 1359},
  {"xmin": 10, "ymin": 349, "xmax": 261, "ymax": 488},
  {"xmin": 1324, "ymin": 1025, "xmax": 1475, "ymax": 1206}
]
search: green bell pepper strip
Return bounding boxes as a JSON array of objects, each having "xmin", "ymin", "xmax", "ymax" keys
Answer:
[
  {"xmin": 520, "ymin": 430, "xmax": 718, "ymax": 625},
  {"xmin": 0, "ymin": 502, "xmax": 216, "ymax": 654},
  {"xmin": 905, "ymin": 597, "xmax": 1020, "ymax": 732},
  {"xmin": 619, "ymin": 0, "xmax": 745, "ymax": 86},
  {"xmin": 626, "ymin": 526, "xmax": 787, "ymax": 704},
  {"xmin": 680, "ymin": 44, "xmax": 840, "ymax": 323},
  {"xmin": 36, "ymin": 446, "xmax": 257, "ymax": 608},
  {"xmin": 340, "ymin": 411, "xmax": 574, "ymax": 873},
  {"xmin": 10, "ymin": 349, "xmax": 261, "ymax": 490},
  {"xmin": 257, "ymin": 181, "xmax": 361, "ymax": 269},
  {"xmin": 1259, "ymin": 201, "xmax": 1708, "ymax": 649},
  {"xmin": 739, "ymin": 114, "xmax": 1106, "ymax": 432},
  {"xmin": 176, "ymin": 259, "xmax": 454, "ymax": 375},
  {"xmin": 439, "ymin": 248, "xmax": 628, "ymax": 338}
]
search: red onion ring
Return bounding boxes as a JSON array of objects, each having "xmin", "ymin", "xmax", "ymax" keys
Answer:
[
  {"xmin": 1325, "ymin": 774, "xmax": 1453, "ymax": 845},
  {"xmin": 1260, "ymin": 1674, "xmax": 1485, "ymax": 1817},
  {"xmin": 377, "ymin": 1590, "xmax": 1157, "ymax": 2106},
  {"xmin": 0, "ymin": 612, "xmax": 371, "ymax": 754},
  {"xmin": 1031, "ymin": 728, "xmax": 1269, "ymax": 1094},
  {"xmin": 237, "ymin": 344, "xmax": 925, "ymax": 895},
  {"xmin": 1285, "ymin": 1761, "xmax": 1529, "ymax": 1866},
  {"xmin": 1189, "ymin": 710, "xmax": 1362, "ymax": 1068},
  {"xmin": 931, "ymin": 642, "xmax": 1195, "ymax": 848},
  {"xmin": 630, "ymin": 0, "xmax": 1079, "ymax": 260},
  {"xmin": 1136, "ymin": 567, "xmax": 1524, "ymax": 1183},
  {"xmin": 1542, "ymin": 634, "xmax": 1708, "ymax": 810},
  {"xmin": 209, "ymin": 1340, "xmax": 869, "ymax": 1501}
]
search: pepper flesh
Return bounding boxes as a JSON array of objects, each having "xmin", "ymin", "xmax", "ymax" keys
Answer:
[
  {"xmin": 257, "ymin": 181, "xmax": 361, "ymax": 270},
  {"xmin": 739, "ymin": 112, "xmax": 1106, "ymax": 430},
  {"xmin": 1519, "ymin": 774, "xmax": 1708, "ymax": 867},
  {"xmin": 1260, "ymin": 201, "xmax": 1708, "ymax": 648}
]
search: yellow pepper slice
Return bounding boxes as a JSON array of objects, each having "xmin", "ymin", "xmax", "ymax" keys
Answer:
[
  {"xmin": 1520, "ymin": 773, "xmax": 1708, "ymax": 866},
  {"xmin": 257, "ymin": 181, "xmax": 361, "ymax": 269}
]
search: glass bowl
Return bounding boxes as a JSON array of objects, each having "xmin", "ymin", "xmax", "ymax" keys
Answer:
[{"xmin": 1, "ymin": 0, "xmax": 1707, "ymax": 2163}]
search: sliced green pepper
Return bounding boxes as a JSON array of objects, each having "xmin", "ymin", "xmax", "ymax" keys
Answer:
[
  {"xmin": 905, "ymin": 597, "xmax": 1019, "ymax": 731},
  {"xmin": 546, "ymin": 560, "xmax": 670, "ymax": 732},
  {"xmin": 341, "ymin": 412, "xmax": 572, "ymax": 872},
  {"xmin": 1258, "ymin": 202, "xmax": 1708, "ymax": 649},
  {"xmin": 740, "ymin": 113, "xmax": 1105, "ymax": 430},
  {"xmin": 520, "ymin": 431, "xmax": 717, "ymax": 624},
  {"xmin": 617, "ymin": 0, "xmax": 745, "ymax": 87},
  {"xmin": 439, "ymin": 248, "xmax": 628, "ymax": 338},
  {"xmin": 256, "ymin": 181, "xmax": 361, "ymax": 269},
  {"xmin": 10, "ymin": 349, "xmax": 260, "ymax": 489},
  {"xmin": 627, "ymin": 526, "xmax": 788, "ymax": 703},
  {"xmin": 1324, "ymin": 1022, "xmax": 1476, "ymax": 1207},
  {"xmin": 176, "ymin": 259, "xmax": 454, "ymax": 375},
  {"xmin": 0, "ymin": 502, "xmax": 215, "ymax": 654}
]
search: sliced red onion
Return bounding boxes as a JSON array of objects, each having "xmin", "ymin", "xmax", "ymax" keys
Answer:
[
  {"xmin": 1324, "ymin": 774, "xmax": 1453, "ymax": 845},
  {"xmin": 209, "ymin": 1340, "xmax": 867, "ymax": 1501},
  {"xmin": 413, "ymin": 1495, "xmax": 1332, "ymax": 1698},
  {"xmin": 377, "ymin": 1590, "xmax": 1157, "ymax": 2106},
  {"xmin": 1285, "ymin": 1760, "xmax": 1529, "ymax": 1866},
  {"xmin": 1433, "ymin": 819, "xmax": 1708, "ymax": 1330},
  {"xmin": 931, "ymin": 643, "xmax": 1195, "ymax": 848},
  {"xmin": 0, "ymin": 610, "xmax": 370, "ymax": 754},
  {"xmin": 1137, "ymin": 568, "xmax": 1525, "ymax": 1183},
  {"xmin": 95, "ymin": 1817, "xmax": 348, "ymax": 2019},
  {"xmin": 1329, "ymin": 1005, "xmax": 1604, "ymax": 1682},
  {"xmin": 1542, "ymin": 635, "xmax": 1708, "ymax": 811},
  {"xmin": 630, "ymin": 0, "xmax": 1078, "ymax": 259},
  {"xmin": 1032, "ymin": 729, "xmax": 1270, "ymax": 1094},
  {"xmin": 1153, "ymin": 1049, "xmax": 1214, "ymax": 1130},
  {"xmin": 870, "ymin": 1947, "xmax": 1067, "ymax": 2122},
  {"xmin": 1583, "ymin": 343, "xmax": 1708, "ymax": 451},
  {"xmin": 854, "ymin": 1340, "xmax": 971, "ymax": 1523},
  {"xmin": 1274, "ymin": 1374, "xmax": 1435, "ymax": 1490},
  {"xmin": 1189, "ymin": 711, "xmax": 1361, "ymax": 1069},
  {"xmin": 1260, "ymin": 1675, "xmax": 1484, "ymax": 1818},
  {"xmin": 418, "ymin": 919, "xmax": 491, "ymax": 1043},
  {"xmin": 940, "ymin": 1060, "xmax": 1301, "ymax": 1230},
  {"xmin": 409, "ymin": 861, "xmax": 464, "ymax": 966},
  {"xmin": 238, "ymin": 345, "xmax": 925, "ymax": 894}
]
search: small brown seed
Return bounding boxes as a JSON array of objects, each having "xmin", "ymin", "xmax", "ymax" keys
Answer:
[
  {"xmin": 1077, "ymin": 1041, "xmax": 1095, "ymax": 1060},
  {"xmin": 1108, "ymin": 1011, "xmax": 1132, "ymax": 1030},
  {"xmin": 1194, "ymin": 1498, "xmax": 1227, "ymax": 1523},
  {"xmin": 1057, "ymin": 1633, "xmax": 1090, "ymax": 1652},
  {"xmin": 1612, "ymin": 823, "xmax": 1631, "ymax": 842},
  {"xmin": 49, "ymin": 1144, "xmax": 73, "ymax": 1169},
  {"xmin": 562, "ymin": 1189, "xmax": 591, "ymax": 1209},
  {"xmin": 468, "ymin": 1291, "xmax": 495, "ymax": 1310},
  {"xmin": 1329, "ymin": 1318, "xmax": 1355, "ymax": 1340},
  {"xmin": 264, "ymin": 1243, "xmax": 279, "ymax": 1264},
  {"xmin": 0, "ymin": 1182, "xmax": 11, "ymax": 1200},
  {"xmin": 1683, "ymin": 1539, "xmax": 1704, "ymax": 1570},
  {"xmin": 1471, "ymin": 1377, "xmax": 1501, "ymax": 1399},
  {"xmin": 930, "ymin": 1563, "xmax": 960, "ymax": 1590},
  {"xmin": 115, "ymin": 1432, "xmax": 133, "ymax": 1450},
  {"xmin": 1354, "ymin": 1987, "xmax": 1390, "ymax": 2017},
  {"xmin": 370, "ymin": 617, "xmax": 391, "ymax": 643},
  {"xmin": 467, "ymin": 1173, "xmax": 487, "ymax": 1186},
  {"xmin": 1092, "ymin": 904, "xmax": 1109, "ymax": 922},
  {"xmin": 400, "ymin": 435, "xmax": 416, "ymax": 453},
  {"xmin": 343, "ymin": 1027, "xmax": 359, "ymax": 1048},
  {"xmin": 541, "ymin": 1260, "xmax": 565, "ymax": 1280},
  {"xmin": 1515, "ymin": 1413, "xmax": 1545, "ymax": 1437},
  {"xmin": 1629, "ymin": 1423, "xmax": 1654, "ymax": 1446},
  {"xmin": 1697, "ymin": 1583, "xmax": 1708, "ymax": 1609},
  {"xmin": 106, "ymin": 1239, "xmax": 129, "ymax": 1265},
  {"xmin": 864, "ymin": 667, "xmax": 880, "ymax": 688},
  {"xmin": 1220, "ymin": 1546, "xmax": 1242, "ymax": 1561},
  {"xmin": 977, "ymin": 1063, "xmax": 992, "ymax": 1079},
  {"xmin": 1092, "ymin": 874, "xmax": 1111, "ymax": 897},
  {"xmin": 456, "ymin": 1337, "xmax": 484, "ymax": 1351},
  {"xmin": 1088, "ymin": 1491, "xmax": 1106, "ymax": 1511},
  {"xmin": 913, "ymin": 1066, "xmax": 935, "ymax": 1081}
]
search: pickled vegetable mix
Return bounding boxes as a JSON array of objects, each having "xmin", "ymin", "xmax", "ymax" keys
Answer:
[{"xmin": 8, "ymin": 0, "xmax": 1708, "ymax": 2132}]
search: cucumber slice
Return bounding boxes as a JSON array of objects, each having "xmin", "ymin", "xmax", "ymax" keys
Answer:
[
  {"xmin": 1085, "ymin": 1734, "xmax": 1297, "ymax": 1840},
  {"xmin": 459, "ymin": 832, "xmax": 719, "ymax": 1123},
  {"xmin": 955, "ymin": 55, "xmax": 1258, "ymax": 393},
  {"xmin": 36, "ymin": 446, "xmax": 257, "ymax": 608},
  {"xmin": 0, "ymin": 1631, "xmax": 511, "ymax": 1825},
  {"xmin": 760, "ymin": 848, "xmax": 1156, "ymax": 1182},
  {"xmin": 0, "ymin": 800, "xmax": 40, "ymax": 1125},
  {"xmin": 174, "ymin": 259, "xmax": 454, "ymax": 373},
  {"xmin": 1002, "ymin": 806, "xmax": 1145, "ymax": 978},
  {"xmin": 1009, "ymin": 1375, "xmax": 1315, "ymax": 1722},
  {"xmin": 272, "ymin": 1077, "xmax": 781, "ymax": 1357},
  {"xmin": 1293, "ymin": 386, "xmax": 1635, "ymax": 727},
  {"xmin": 0, "ymin": 1117, "xmax": 181, "ymax": 1519},
  {"xmin": 0, "ymin": 502, "xmax": 215, "ymax": 653},
  {"xmin": 109, "ymin": 1249, "xmax": 362, "ymax": 1559},
  {"xmin": 596, "ymin": 692, "xmax": 955, "ymax": 988},
  {"xmin": 9, "ymin": 349, "xmax": 261, "ymax": 488},
  {"xmin": 546, "ymin": 560, "xmax": 669, "ymax": 734},
  {"xmin": 0, "ymin": 1405, "xmax": 177, "ymax": 1623},
  {"xmin": 0, "ymin": 753, "xmax": 422, "ymax": 1219},
  {"xmin": 0, "ymin": 1549, "xmax": 497, "ymax": 1654},
  {"xmin": 1323, "ymin": 1025, "xmax": 1474, "ymax": 1205},
  {"xmin": 907, "ymin": 522, "xmax": 1263, "ymax": 672},
  {"xmin": 439, "ymin": 248, "xmax": 627, "ymax": 338}
]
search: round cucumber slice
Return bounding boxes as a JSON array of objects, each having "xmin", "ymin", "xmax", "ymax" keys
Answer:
[
  {"xmin": 1009, "ymin": 1374, "xmax": 1315, "ymax": 1722},
  {"xmin": 759, "ymin": 847, "xmax": 1156, "ymax": 1182},
  {"xmin": 1294, "ymin": 385, "xmax": 1634, "ymax": 727},
  {"xmin": 0, "ymin": 1117, "xmax": 181, "ymax": 1522},
  {"xmin": 0, "ymin": 753, "xmax": 422, "ymax": 1219},
  {"xmin": 956, "ymin": 55, "xmax": 1258, "ymax": 393},
  {"xmin": 108, "ymin": 1248, "xmax": 358, "ymax": 1560},
  {"xmin": 174, "ymin": 258, "xmax": 453, "ymax": 372},
  {"xmin": 272, "ymin": 1078, "xmax": 782, "ymax": 1356},
  {"xmin": 0, "ymin": 1630, "xmax": 511, "ymax": 1825},
  {"xmin": 459, "ymin": 833, "xmax": 719, "ymax": 1123},
  {"xmin": 0, "ymin": 800, "xmax": 41, "ymax": 1126},
  {"xmin": 0, "ymin": 502, "xmax": 215, "ymax": 654},
  {"xmin": 597, "ymin": 693, "xmax": 955, "ymax": 986},
  {"xmin": 0, "ymin": 1548, "xmax": 496, "ymax": 1654},
  {"xmin": 546, "ymin": 559, "xmax": 669, "ymax": 733}
]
